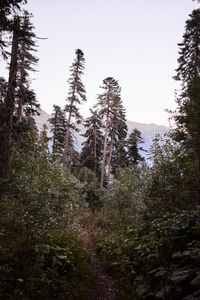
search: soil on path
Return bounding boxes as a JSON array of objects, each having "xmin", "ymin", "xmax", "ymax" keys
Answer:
[
  {"xmin": 79, "ymin": 229, "xmax": 119, "ymax": 300},
  {"xmin": 89, "ymin": 251, "xmax": 119, "ymax": 300}
]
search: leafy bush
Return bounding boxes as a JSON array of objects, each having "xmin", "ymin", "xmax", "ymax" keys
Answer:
[
  {"xmin": 78, "ymin": 167, "xmax": 102, "ymax": 211},
  {"xmin": 101, "ymin": 164, "xmax": 149, "ymax": 223},
  {"xmin": 96, "ymin": 207, "xmax": 200, "ymax": 299},
  {"xmin": 0, "ymin": 221, "xmax": 92, "ymax": 299},
  {"xmin": 6, "ymin": 140, "xmax": 87, "ymax": 237},
  {"xmin": 0, "ymin": 135, "xmax": 92, "ymax": 299},
  {"xmin": 147, "ymin": 137, "xmax": 199, "ymax": 217}
]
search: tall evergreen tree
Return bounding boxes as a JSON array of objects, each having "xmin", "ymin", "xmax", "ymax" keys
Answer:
[
  {"xmin": 13, "ymin": 10, "xmax": 40, "ymax": 143},
  {"xmin": 49, "ymin": 105, "xmax": 67, "ymax": 160},
  {"xmin": 15, "ymin": 11, "xmax": 39, "ymax": 123},
  {"xmin": 96, "ymin": 77, "xmax": 127, "ymax": 188},
  {"xmin": 171, "ymin": 9, "xmax": 200, "ymax": 203},
  {"xmin": 80, "ymin": 108, "xmax": 103, "ymax": 179},
  {"xmin": 0, "ymin": 16, "xmax": 20, "ymax": 197},
  {"xmin": 127, "ymin": 128, "xmax": 145, "ymax": 167},
  {"xmin": 111, "ymin": 139, "xmax": 128, "ymax": 177},
  {"xmin": 148, "ymin": 134, "xmax": 162, "ymax": 167},
  {"xmin": 63, "ymin": 49, "xmax": 86, "ymax": 169},
  {"xmin": 96, "ymin": 77, "xmax": 117, "ymax": 188},
  {"xmin": 107, "ymin": 93, "xmax": 128, "ymax": 183},
  {"xmin": 39, "ymin": 123, "xmax": 49, "ymax": 156},
  {"xmin": 0, "ymin": 0, "xmax": 26, "ymax": 59},
  {"xmin": 0, "ymin": 9, "xmax": 39, "ymax": 197}
]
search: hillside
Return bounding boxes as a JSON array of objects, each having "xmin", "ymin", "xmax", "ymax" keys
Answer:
[
  {"xmin": 127, "ymin": 120, "xmax": 168, "ymax": 152},
  {"xmin": 34, "ymin": 109, "xmax": 169, "ymax": 153},
  {"xmin": 34, "ymin": 109, "xmax": 52, "ymax": 137}
]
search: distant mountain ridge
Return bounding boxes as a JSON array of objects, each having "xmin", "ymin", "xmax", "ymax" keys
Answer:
[
  {"xmin": 34, "ymin": 109, "xmax": 169, "ymax": 154},
  {"xmin": 34, "ymin": 109, "xmax": 52, "ymax": 136},
  {"xmin": 126, "ymin": 120, "xmax": 168, "ymax": 153}
]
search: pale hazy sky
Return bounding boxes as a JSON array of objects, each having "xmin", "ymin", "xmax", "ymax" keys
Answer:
[{"xmin": 22, "ymin": 1, "xmax": 199, "ymax": 125}]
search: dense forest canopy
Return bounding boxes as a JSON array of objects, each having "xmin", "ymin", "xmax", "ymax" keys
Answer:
[{"xmin": 0, "ymin": 1, "xmax": 200, "ymax": 299}]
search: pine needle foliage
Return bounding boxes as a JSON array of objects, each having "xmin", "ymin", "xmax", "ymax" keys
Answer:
[{"xmin": 63, "ymin": 49, "xmax": 86, "ymax": 169}]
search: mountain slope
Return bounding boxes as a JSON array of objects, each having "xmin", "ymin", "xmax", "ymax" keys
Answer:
[
  {"xmin": 126, "ymin": 120, "xmax": 168, "ymax": 152},
  {"xmin": 34, "ymin": 109, "xmax": 169, "ymax": 153},
  {"xmin": 34, "ymin": 109, "xmax": 52, "ymax": 136}
]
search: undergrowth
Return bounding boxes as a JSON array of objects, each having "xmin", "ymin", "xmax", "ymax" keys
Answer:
[
  {"xmin": 0, "ymin": 216, "xmax": 93, "ymax": 300},
  {"xmin": 94, "ymin": 207, "xmax": 200, "ymax": 299}
]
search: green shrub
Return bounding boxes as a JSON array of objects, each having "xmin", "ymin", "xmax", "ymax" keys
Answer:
[
  {"xmin": 96, "ymin": 207, "xmax": 200, "ymax": 299},
  {"xmin": 0, "ymin": 221, "xmax": 92, "ymax": 299}
]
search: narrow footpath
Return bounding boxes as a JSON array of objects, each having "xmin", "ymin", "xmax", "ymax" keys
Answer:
[
  {"xmin": 89, "ymin": 250, "xmax": 119, "ymax": 300},
  {"xmin": 79, "ymin": 228, "xmax": 119, "ymax": 300}
]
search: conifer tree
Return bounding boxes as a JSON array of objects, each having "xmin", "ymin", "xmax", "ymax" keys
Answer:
[
  {"xmin": 63, "ymin": 49, "xmax": 86, "ymax": 169},
  {"xmin": 97, "ymin": 77, "xmax": 118, "ymax": 188},
  {"xmin": 15, "ymin": 10, "xmax": 39, "ymax": 124},
  {"xmin": 13, "ymin": 11, "xmax": 40, "ymax": 144},
  {"xmin": 0, "ymin": 0, "xmax": 26, "ymax": 59},
  {"xmin": 127, "ymin": 128, "xmax": 145, "ymax": 167},
  {"xmin": 149, "ymin": 134, "xmax": 162, "ymax": 167},
  {"xmin": 39, "ymin": 124, "xmax": 49, "ymax": 156},
  {"xmin": 107, "ymin": 93, "xmax": 128, "ymax": 183},
  {"xmin": 0, "ymin": 16, "xmax": 20, "ymax": 196},
  {"xmin": 80, "ymin": 108, "xmax": 103, "ymax": 179},
  {"xmin": 0, "ymin": 10, "xmax": 39, "ymax": 197},
  {"xmin": 49, "ymin": 105, "xmax": 67, "ymax": 159},
  {"xmin": 172, "ymin": 9, "xmax": 200, "ymax": 203},
  {"xmin": 111, "ymin": 139, "xmax": 128, "ymax": 176},
  {"xmin": 96, "ymin": 77, "xmax": 127, "ymax": 188}
]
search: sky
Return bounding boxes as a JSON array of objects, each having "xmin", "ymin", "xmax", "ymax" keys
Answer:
[{"xmin": 17, "ymin": 1, "xmax": 200, "ymax": 125}]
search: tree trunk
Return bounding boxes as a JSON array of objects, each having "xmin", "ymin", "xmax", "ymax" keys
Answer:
[
  {"xmin": 52, "ymin": 110, "xmax": 58, "ymax": 154},
  {"xmin": 63, "ymin": 111, "xmax": 72, "ymax": 168},
  {"xmin": 63, "ymin": 58, "xmax": 79, "ymax": 169},
  {"xmin": 16, "ymin": 43, "xmax": 25, "ymax": 125},
  {"xmin": 107, "ymin": 134, "xmax": 114, "ymax": 186},
  {"xmin": 94, "ymin": 127, "xmax": 97, "ymax": 173},
  {"xmin": 0, "ymin": 17, "xmax": 19, "ymax": 198},
  {"xmin": 100, "ymin": 115, "xmax": 110, "ymax": 189},
  {"xmin": 197, "ymin": 146, "xmax": 200, "ymax": 205}
]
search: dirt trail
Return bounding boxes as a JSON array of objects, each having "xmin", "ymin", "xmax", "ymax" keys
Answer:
[
  {"xmin": 89, "ymin": 250, "xmax": 119, "ymax": 300},
  {"xmin": 79, "ymin": 229, "xmax": 119, "ymax": 300}
]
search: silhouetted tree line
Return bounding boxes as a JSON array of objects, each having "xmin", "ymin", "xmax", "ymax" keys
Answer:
[{"xmin": 1, "ymin": 0, "xmax": 200, "ymax": 211}]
